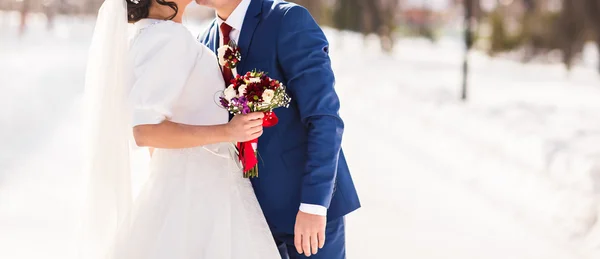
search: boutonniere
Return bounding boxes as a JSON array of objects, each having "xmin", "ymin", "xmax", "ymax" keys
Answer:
[{"xmin": 217, "ymin": 41, "xmax": 242, "ymax": 70}]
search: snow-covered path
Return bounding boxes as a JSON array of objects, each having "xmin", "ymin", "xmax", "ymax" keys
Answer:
[
  {"xmin": 1, "ymin": 13, "xmax": 599, "ymax": 258},
  {"xmin": 345, "ymin": 134, "xmax": 582, "ymax": 258},
  {"xmin": 339, "ymin": 59, "xmax": 590, "ymax": 257}
]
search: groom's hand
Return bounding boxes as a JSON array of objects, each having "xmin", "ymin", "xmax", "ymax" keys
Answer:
[
  {"xmin": 294, "ymin": 211, "xmax": 326, "ymax": 257},
  {"xmin": 225, "ymin": 112, "xmax": 264, "ymax": 142}
]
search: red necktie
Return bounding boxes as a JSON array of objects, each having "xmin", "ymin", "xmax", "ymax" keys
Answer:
[{"xmin": 220, "ymin": 22, "xmax": 234, "ymax": 85}]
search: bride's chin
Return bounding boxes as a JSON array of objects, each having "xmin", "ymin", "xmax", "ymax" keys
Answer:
[
  {"xmin": 174, "ymin": 0, "xmax": 194, "ymax": 8},
  {"xmin": 194, "ymin": 0, "xmax": 211, "ymax": 7}
]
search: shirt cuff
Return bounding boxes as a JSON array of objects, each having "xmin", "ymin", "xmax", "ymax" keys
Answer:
[{"xmin": 299, "ymin": 203, "xmax": 327, "ymax": 216}]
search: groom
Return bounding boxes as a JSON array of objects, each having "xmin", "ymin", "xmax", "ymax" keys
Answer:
[{"xmin": 197, "ymin": 0, "xmax": 360, "ymax": 258}]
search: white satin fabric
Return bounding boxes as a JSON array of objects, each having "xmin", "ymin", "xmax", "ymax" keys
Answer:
[
  {"xmin": 82, "ymin": 5, "xmax": 280, "ymax": 257},
  {"xmin": 108, "ymin": 145, "xmax": 280, "ymax": 259}
]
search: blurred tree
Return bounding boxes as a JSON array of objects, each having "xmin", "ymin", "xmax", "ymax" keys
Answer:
[
  {"xmin": 290, "ymin": 0, "xmax": 327, "ymax": 23},
  {"xmin": 363, "ymin": 0, "xmax": 397, "ymax": 52},
  {"xmin": 332, "ymin": 0, "xmax": 362, "ymax": 32},
  {"xmin": 19, "ymin": 0, "xmax": 31, "ymax": 36},
  {"xmin": 583, "ymin": 0, "xmax": 600, "ymax": 73},
  {"xmin": 379, "ymin": 0, "xmax": 399, "ymax": 51},
  {"xmin": 85, "ymin": 0, "xmax": 104, "ymax": 14},
  {"xmin": 462, "ymin": 0, "xmax": 475, "ymax": 101},
  {"xmin": 418, "ymin": 0, "xmax": 435, "ymax": 41},
  {"xmin": 332, "ymin": 0, "xmax": 397, "ymax": 52},
  {"xmin": 362, "ymin": 0, "xmax": 384, "ymax": 36},
  {"xmin": 453, "ymin": 0, "xmax": 483, "ymax": 20},
  {"xmin": 522, "ymin": 0, "xmax": 535, "ymax": 11},
  {"xmin": 488, "ymin": 1, "xmax": 528, "ymax": 55},
  {"xmin": 483, "ymin": 0, "xmax": 596, "ymax": 73},
  {"xmin": 558, "ymin": 0, "xmax": 587, "ymax": 71},
  {"xmin": 488, "ymin": 11, "xmax": 503, "ymax": 54},
  {"xmin": 43, "ymin": 0, "xmax": 56, "ymax": 30},
  {"xmin": 520, "ymin": 11, "xmax": 561, "ymax": 62}
]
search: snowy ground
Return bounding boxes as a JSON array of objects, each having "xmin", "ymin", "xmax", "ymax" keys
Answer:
[{"xmin": 2, "ymin": 12, "xmax": 600, "ymax": 258}]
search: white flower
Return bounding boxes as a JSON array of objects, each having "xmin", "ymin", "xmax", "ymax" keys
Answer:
[
  {"xmin": 224, "ymin": 84, "xmax": 237, "ymax": 101},
  {"xmin": 238, "ymin": 84, "xmax": 247, "ymax": 96},
  {"xmin": 249, "ymin": 77, "xmax": 261, "ymax": 84},
  {"xmin": 262, "ymin": 89, "xmax": 275, "ymax": 104},
  {"xmin": 217, "ymin": 45, "xmax": 231, "ymax": 67}
]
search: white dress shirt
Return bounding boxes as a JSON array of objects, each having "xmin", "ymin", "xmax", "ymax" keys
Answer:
[
  {"xmin": 215, "ymin": 0, "xmax": 250, "ymax": 46},
  {"xmin": 215, "ymin": 0, "xmax": 327, "ymax": 217}
]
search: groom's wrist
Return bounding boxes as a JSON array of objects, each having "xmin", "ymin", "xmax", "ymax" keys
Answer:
[{"xmin": 299, "ymin": 203, "xmax": 327, "ymax": 216}]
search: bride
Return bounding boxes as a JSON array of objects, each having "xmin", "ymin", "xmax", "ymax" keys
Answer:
[{"xmin": 80, "ymin": 0, "xmax": 280, "ymax": 258}]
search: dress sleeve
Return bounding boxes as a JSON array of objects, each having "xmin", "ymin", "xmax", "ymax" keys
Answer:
[{"xmin": 129, "ymin": 24, "xmax": 198, "ymax": 127}]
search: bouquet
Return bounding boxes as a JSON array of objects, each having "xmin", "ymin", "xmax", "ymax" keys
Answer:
[{"xmin": 219, "ymin": 71, "xmax": 291, "ymax": 178}]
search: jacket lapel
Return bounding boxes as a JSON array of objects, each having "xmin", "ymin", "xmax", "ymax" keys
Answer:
[{"xmin": 238, "ymin": 0, "xmax": 263, "ymax": 72}]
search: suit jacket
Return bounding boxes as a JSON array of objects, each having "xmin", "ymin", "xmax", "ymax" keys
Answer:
[{"xmin": 199, "ymin": 0, "xmax": 360, "ymax": 234}]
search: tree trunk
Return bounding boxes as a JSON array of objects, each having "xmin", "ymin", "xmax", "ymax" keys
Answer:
[
  {"xmin": 332, "ymin": 0, "xmax": 362, "ymax": 32},
  {"xmin": 379, "ymin": 0, "xmax": 398, "ymax": 51},
  {"xmin": 19, "ymin": 0, "xmax": 31, "ymax": 37},
  {"xmin": 597, "ymin": 40, "xmax": 600, "ymax": 74},
  {"xmin": 332, "ymin": 0, "xmax": 397, "ymax": 52},
  {"xmin": 362, "ymin": 0, "xmax": 382, "ymax": 34},
  {"xmin": 559, "ymin": 0, "xmax": 587, "ymax": 71},
  {"xmin": 462, "ymin": 0, "xmax": 474, "ymax": 101},
  {"xmin": 291, "ymin": 0, "xmax": 324, "ymax": 23},
  {"xmin": 43, "ymin": 2, "xmax": 56, "ymax": 31},
  {"xmin": 583, "ymin": 0, "xmax": 600, "ymax": 74}
]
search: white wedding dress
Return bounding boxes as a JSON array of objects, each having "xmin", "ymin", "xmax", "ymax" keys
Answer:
[{"xmin": 100, "ymin": 19, "xmax": 280, "ymax": 259}]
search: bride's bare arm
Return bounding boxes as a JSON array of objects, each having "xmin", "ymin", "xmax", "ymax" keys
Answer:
[
  {"xmin": 133, "ymin": 112, "xmax": 264, "ymax": 149},
  {"xmin": 133, "ymin": 122, "xmax": 229, "ymax": 148}
]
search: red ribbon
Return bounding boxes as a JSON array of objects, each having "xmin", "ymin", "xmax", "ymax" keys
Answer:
[
  {"xmin": 262, "ymin": 111, "xmax": 279, "ymax": 127},
  {"xmin": 237, "ymin": 139, "xmax": 258, "ymax": 172},
  {"xmin": 237, "ymin": 111, "xmax": 279, "ymax": 174}
]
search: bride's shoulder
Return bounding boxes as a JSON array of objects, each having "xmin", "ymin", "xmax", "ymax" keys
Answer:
[{"xmin": 130, "ymin": 19, "xmax": 195, "ymax": 49}]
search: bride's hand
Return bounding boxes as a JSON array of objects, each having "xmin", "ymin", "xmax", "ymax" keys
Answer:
[{"xmin": 225, "ymin": 112, "xmax": 265, "ymax": 142}]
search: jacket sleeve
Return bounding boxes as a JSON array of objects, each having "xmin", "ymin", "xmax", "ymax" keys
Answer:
[{"xmin": 276, "ymin": 5, "xmax": 343, "ymax": 208}]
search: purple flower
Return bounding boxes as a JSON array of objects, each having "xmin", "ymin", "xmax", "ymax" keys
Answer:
[
  {"xmin": 241, "ymin": 106, "xmax": 251, "ymax": 114},
  {"xmin": 230, "ymin": 97, "xmax": 239, "ymax": 106},
  {"xmin": 234, "ymin": 96, "xmax": 250, "ymax": 114},
  {"xmin": 219, "ymin": 97, "xmax": 229, "ymax": 108}
]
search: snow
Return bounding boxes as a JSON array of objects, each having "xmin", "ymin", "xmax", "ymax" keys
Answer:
[
  {"xmin": 331, "ymin": 33, "xmax": 600, "ymax": 256},
  {"xmin": 2, "ymin": 11, "xmax": 600, "ymax": 258}
]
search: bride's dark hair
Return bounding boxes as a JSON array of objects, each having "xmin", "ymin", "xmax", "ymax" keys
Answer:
[{"xmin": 127, "ymin": 0, "xmax": 179, "ymax": 23}]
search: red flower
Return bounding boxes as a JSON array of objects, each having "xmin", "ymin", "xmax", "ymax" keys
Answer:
[{"xmin": 221, "ymin": 46, "xmax": 242, "ymax": 69}]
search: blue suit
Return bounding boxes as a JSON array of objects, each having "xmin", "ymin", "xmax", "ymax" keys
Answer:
[{"xmin": 200, "ymin": 0, "xmax": 360, "ymax": 257}]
